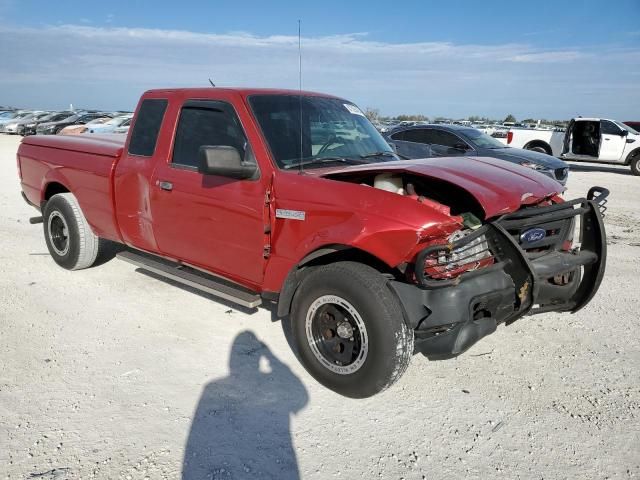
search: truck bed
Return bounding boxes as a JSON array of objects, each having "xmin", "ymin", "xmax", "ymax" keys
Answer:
[{"xmin": 18, "ymin": 134, "xmax": 126, "ymax": 240}]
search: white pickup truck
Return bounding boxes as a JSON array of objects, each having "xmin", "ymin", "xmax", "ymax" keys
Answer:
[{"xmin": 507, "ymin": 118, "xmax": 640, "ymax": 175}]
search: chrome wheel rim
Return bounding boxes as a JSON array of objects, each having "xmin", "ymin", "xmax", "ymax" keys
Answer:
[
  {"xmin": 305, "ymin": 295, "xmax": 368, "ymax": 375},
  {"xmin": 48, "ymin": 211, "xmax": 69, "ymax": 256}
]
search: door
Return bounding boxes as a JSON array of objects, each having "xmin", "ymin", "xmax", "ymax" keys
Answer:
[
  {"xmin": 561, "ymin": 119, "xmax": 575, "ymax": 158},
  {"xmin": 150, "ymin": 100, "xmax": 266, "ymax": 286},
  {"xmin": 599, "ymin": 120, "xmax": 627, "ymax": 162},
  {"xmin": 418, "ymin": 128, "xmax": 472, "ymax": 157},
  {"xmin": 392, "ymin": 128, "xmax": 471, "ymax": 158}
]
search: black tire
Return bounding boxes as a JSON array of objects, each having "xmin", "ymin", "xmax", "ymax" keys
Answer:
[
  {"xmin": 43, "ymin": 193, "xmax": 102, "ymax": 270},
  {"xmin": 287, "ymin": 261, "xmax": 413, "ymax": 398},
  {"xmin": 630, "ymin": 153, "xmax": 640, "ymax": 176},
  {"xmin": 527, "ymin": 144, "xmax": 551, "ymax": 155}
]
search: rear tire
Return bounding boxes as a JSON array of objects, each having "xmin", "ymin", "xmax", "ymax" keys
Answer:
[
  {"xmin": 526, "ymin": 144, "xmax": 551, "ymax": 155},
  {"xmin": 43, "ymin": 193, "xmax": 102, "ymax": 270},
  {"xmin": 287, "ymin": 262, "xmax": 413, "ymax": 398},
  {"xmin": 630, "ymin": 153, "xmax": 640, "ymax": 176}
]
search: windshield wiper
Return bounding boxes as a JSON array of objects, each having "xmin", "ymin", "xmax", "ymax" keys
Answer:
[
  {"xmin": 360, "ymin": 151, "xmax": 397, "ymax": 159},
  {"xmin": 283, "ymin": 156, "xmax": 369, "ymax": 170}
]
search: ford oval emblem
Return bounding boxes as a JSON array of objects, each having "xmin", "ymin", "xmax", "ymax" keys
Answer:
[{"xmin": 520, "ymin": 228, "xmax": 546, "ymax": 243}]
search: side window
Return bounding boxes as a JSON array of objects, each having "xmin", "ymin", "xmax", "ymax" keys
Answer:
[
  {"xmin": 128, "ymin": 99, "xmax": 168, "ymax": 156},
  {"xmin": 431, "ymin": 130, "xmax": 462, "ymax": 148},
  {"xmin": 601, "ymin": 120, "xmax": 621, "ymax": 135},
  {"xmin": 390, "ymin": 131, "xmax": 405, "ymax": 141},
  {"xmin": 172, "ymin": 101, "xmax": 250, "ymax": 169},
  {"xmin": 403, "ymin": 129, "xmax": 430, "ymax": 143}
]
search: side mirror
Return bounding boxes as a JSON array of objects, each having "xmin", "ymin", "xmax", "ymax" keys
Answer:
[
  {"xmin": 454, "ymin": 143, "xmax": 469, "ymax": 151},
  {"xmin": 621, "ymin": 129, "xmax": 629, "ymax": 137},
  {"xmin": 198, "ymin": 145, "xmax": 257, "ymax": 179}
]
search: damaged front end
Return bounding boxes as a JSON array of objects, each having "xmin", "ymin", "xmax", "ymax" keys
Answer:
[{"xmin": 389, "ymin": 186, "xmax": 609, "ymax": 360}]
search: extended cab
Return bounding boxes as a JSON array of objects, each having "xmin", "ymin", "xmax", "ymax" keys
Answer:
[
  {"xmin": 507, "ymin": 118, "xmax": 640, "ymax": 175},
  {"xmin": 18, "ymin": 88, "xmax": 608, "ymax": 398}
]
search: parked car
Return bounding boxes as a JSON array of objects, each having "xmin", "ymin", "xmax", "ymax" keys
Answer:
[
  {"xmin": 18, "ymin": 87, "xmax": 608, "ymax": 398},
  {"xmin": 21, "ymin": 111, "xmax": 73, "ymax": 136},
  {"xmin": 0, "ymin": 111, "xmax": 33, "ymax": 130},
  {"xmin": 58, "ymin": 116, "xmax": 113, "ymax": 135},
  {"xmin": 3, "ymin": 111, "xmax": 51, "ymax": 135},
  {"xmin": 36, "ymin": 112, "xmax": 111, "ymax": 135},
  {"xmin": 84, "ymin": 115, "xmax": 133, "ymax": 134},
  {"xmin": 623, "ymin": 121, "xmax": 640, "ymax": 131},
  {"xmin": 385, "ymin": 124, "xmax": 569, "ymax": 184},
  {"xmin": 113, "ymin": 118, "xmax": 131, "ymax": 134},
  {"xmin": 506, "ymin": 118, "xmax": 640, "ymax": 175}
]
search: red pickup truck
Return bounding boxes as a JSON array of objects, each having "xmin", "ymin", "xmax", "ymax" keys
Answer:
[{"xmin": 18, "ymin": 88, "xmax": 608, "ymax": 398}]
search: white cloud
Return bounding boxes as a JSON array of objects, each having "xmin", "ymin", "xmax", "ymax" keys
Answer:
[
  {"xmin": 0, "ymin": 24, "xmax": 638, "ymax": 119},
  {"xmin": 508, "ymin": 51, "xmax": 586, "ymax": 63}
]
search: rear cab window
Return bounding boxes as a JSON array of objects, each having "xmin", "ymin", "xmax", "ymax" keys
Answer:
[{"xmin": 128, "ymin": 99, "xmax": 168, "ymax": 156}]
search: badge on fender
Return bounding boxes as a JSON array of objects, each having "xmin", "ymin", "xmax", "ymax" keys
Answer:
[{"xmin": 276, "ymin": 209, "xmax": 306, "ymax": 221}]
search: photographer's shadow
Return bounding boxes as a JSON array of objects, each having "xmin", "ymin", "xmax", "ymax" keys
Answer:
[{"xmin": 182, "ymin": 331, "xmax": 308, "ymax": 479}]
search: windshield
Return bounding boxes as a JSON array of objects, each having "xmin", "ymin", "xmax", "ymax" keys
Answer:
[
  {"xmin": 459, "ymin": 128, "xmax": 507, "ymax": 149},
  {"xmin": 249, "ymin": 95, "xmax": 396, "ymax": 169},
  {"xmin": 614, "ymin": 120, "xmax": 639, "ymax": 135}
]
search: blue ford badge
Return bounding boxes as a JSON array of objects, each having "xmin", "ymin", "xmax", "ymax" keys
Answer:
[{"xmin": 520, "ymin": 228, "xmax": 546, "ymax": 243}]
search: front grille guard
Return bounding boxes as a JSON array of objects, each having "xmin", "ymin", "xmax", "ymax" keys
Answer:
[{"xmin": 414, "ymin": 187, "xmax": 609, "ymax": 314}]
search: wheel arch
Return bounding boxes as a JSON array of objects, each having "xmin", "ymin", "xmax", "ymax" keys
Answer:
[
  {"xmin": 275, "ymin": 244, "xmax": 397, "ymax": 318},
  {"xmin": 624, "ymin": 147, "xmax": 640, "ymax": 165},
  {"xmin": 42, "ymin": 181, "xmax": 70, "ymax": 207},
  {"xmin": 523, "ymin": 140, "xmax": 552, "ymax": 155}
]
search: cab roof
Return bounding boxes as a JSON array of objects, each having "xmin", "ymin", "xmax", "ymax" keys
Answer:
[{"xmin": 143, "ymin": 87, "xmax": 341, "ymax": 99}]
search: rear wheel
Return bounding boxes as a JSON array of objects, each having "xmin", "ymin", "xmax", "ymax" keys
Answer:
[
  {"xmin": 526, "ymin": 144, "xmax": 551, "ymax": 155},
  {"xmin": 43, "ymin": 193, "xmax": 102, "ymax": 270},
  {"xmin": 630, "ymin": 153, "xmax": 640, "ymax": 176},
  {"xmin": 287, "ymin": 262, "xmax": 413, "ymax": 398}
]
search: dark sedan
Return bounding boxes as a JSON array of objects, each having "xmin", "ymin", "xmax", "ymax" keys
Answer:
[
  {"xmin": 386, "ymin": 124, "xmax": 569, "ymax": 185},
  {"xmin": 36, "ymin": 112, "xmax": 110, "ymax": 135},
  {"xmin": 22, "ymin": 111, "xmax": 75, "ymax": 136}
]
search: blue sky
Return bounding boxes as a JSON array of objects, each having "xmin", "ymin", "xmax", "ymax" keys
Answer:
[{"xmin": 1, "ymin": 0, "xmax": 639, "ymax": 119}]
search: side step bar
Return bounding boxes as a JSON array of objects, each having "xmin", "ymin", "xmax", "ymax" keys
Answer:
[{"xmin": 117, "ymin": 250, "xmax": 262, "ymax": 309}]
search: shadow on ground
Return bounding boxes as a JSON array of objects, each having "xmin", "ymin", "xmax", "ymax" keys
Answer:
[{"xmin": 182, "ymin": 331, "xmax": 308, "ymax": 480}]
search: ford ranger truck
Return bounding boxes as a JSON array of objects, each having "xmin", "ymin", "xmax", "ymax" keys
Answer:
[{"xmin": 17, "ymin": 88, "xmax": 609, "ymax": 398}]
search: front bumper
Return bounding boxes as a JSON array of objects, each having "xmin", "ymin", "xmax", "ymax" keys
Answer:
[{"xmin": 389, "ymin": 187, "xmax": 608, "ymax": 359}]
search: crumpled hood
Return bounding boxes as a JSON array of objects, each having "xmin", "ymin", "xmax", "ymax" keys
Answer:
[{"xmin": 322, "ymin": 156, "xmax": 564, "ymax": 218}]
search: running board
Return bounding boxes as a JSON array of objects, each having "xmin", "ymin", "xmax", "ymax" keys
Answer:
[{"xmin": 116, "ymin": 250, "xmax": 262, "ymax": 309}]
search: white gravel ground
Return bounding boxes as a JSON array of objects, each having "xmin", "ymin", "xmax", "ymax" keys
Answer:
[{"xmin": 1, "ymin": 134, "xmax": 638, "ymax": 479}]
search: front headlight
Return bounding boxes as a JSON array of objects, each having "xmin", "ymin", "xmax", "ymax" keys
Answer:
[
  {"xmin": 419, "ymin": 229, "xmax": 494, "ymax": 283},
  {"xmin": 520, "ymin": 161, "xmax": 548, "ymax": 171},
  {"xmin": 440, "ymin": 230, "xmax": 493, "ymax": 269}
]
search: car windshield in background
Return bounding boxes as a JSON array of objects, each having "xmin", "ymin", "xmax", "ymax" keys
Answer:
[
  {"xmin": 614, "ymin": 120, "xmax": 639, "ymax": 135},
  {"xmin": 249, "ymin": 95, "xmax": 396, "ymax": 169},
  {"xmin": 459, "ymin": 128, "xmax": 507, "ymax": 149}
]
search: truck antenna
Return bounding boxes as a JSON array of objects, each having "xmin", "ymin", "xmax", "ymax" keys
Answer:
[
  {"xmin": 298, "ymin": 19, "xmax": 304, "ymax": 174},
  {"xmin": 208, "ymin": 78, "xmax": 216, "ymax": 87}
]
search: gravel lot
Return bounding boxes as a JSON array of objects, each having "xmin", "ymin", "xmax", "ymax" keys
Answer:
[{"xmin": 1, "ymin": 134, "xmax": 638, "ymax": 479}]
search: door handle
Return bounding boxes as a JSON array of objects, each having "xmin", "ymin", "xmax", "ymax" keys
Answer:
[{"xmin": 157, "ymin": 180, "xmax": 173, "ymax": 191}]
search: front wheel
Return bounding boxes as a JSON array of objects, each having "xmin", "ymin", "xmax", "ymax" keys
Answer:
[
  {"xmin": 288, "ymin": 262, "xmax": 414, "ymax": 398},
  {"xmin": 43, "ymin": 193, "xmax": 102, "ymax": 270}
]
